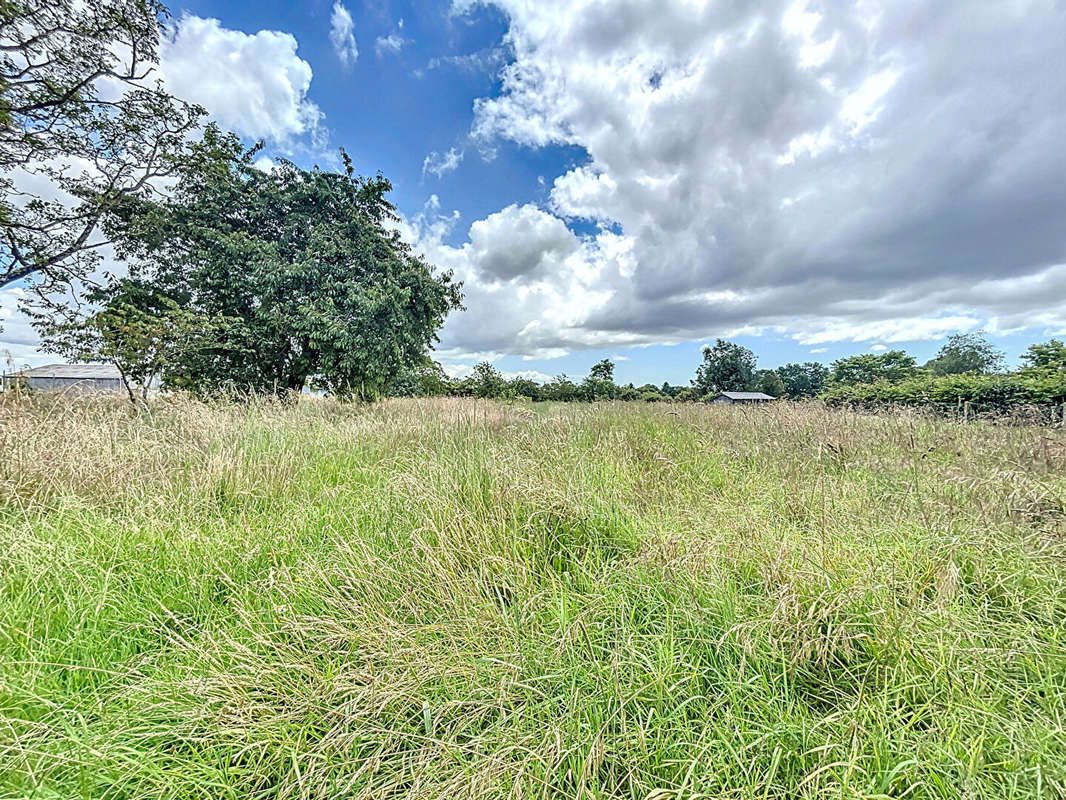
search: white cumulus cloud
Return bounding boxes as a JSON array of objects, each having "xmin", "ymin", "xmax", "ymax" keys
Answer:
[{"xmin": 161, "ymin": 15, "xmax": 323, "ymax": 147}]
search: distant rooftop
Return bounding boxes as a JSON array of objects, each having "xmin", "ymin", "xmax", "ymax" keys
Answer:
[
  {"xmin": 717, "ymin": 391, "xmax": 775, "ymax": 400},
  {"xmin": 10, "ymin": 363, "xmax": 122, "ymax": 379}
]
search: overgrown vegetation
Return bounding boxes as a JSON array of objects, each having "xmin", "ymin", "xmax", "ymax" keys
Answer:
[{"xmin": 1, "ymin": 395, "xmax": 1064, "ymax": 798}]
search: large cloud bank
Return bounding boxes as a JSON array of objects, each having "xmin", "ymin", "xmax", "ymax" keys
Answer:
[{"xmin": 416, "ymin": 0, "xmax": 1066, "ymax": 359}]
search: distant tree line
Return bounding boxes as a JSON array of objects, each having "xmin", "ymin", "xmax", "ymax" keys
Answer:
[
  {"xmin": 387, "ymin": 358, "xmax": 699, "ymax": 403},
  {"xmin": 389, "ymin": 333, "xmax": 1066, "ymax": 417}
]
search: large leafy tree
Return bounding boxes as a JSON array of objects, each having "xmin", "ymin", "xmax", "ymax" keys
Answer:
[
  {"xmin": 692, "ymin": 338, "xmax": 756, "ymax": 395},
  {"xmin": 829, "ymin": 350, "xmax": 919, "ymax": 386},
  {"xmin": 775, "ymin": 361, "xmax": 829, "ymax": 398},
  {"xmin": 924, "ymin": 332, "xmax": 1004, "ymax": 376},
  {"xmin": 0, "ymin": 0, "xmax": 203, "ymax": 296},
  {"xmin": 96, "ymin": 126, "xmax": 463, "ymax": 398}
]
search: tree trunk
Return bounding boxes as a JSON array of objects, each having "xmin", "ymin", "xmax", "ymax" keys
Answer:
[{"xmin": 115, "ymin": 364, "xmax": 138, "ymax": 406}]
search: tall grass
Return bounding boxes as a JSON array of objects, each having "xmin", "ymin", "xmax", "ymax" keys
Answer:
[{"xmin": 1, "ymin": 394, "xmax": 1064, "ymax": 799}]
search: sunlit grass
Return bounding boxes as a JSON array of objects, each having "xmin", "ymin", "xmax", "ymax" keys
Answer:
[{"xmin": 1, "ymin": 394, "xmax": 1064, "ymax": 798}]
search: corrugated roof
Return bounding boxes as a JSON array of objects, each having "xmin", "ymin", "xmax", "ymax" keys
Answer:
[
  {"xmin": 12, "ymin": 363, "xmax": 122, "ymax": 379},
  {"xmin": 718, "ymin": 391, "xmax": 775, "ymax": 400}
]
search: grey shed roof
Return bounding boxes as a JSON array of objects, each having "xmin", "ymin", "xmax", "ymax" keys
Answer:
[
  {"xmin": 12, "ymin": 363, "xmax": 122, "ymax": 379},
  {"xmin": 717, "ymin": 391, "xmax": 775, "ymax": 400}
]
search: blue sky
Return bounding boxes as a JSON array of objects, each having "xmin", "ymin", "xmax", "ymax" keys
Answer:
[
  {"xmin": 3, "ymin": 0, "xmax": 1064, "ymax": 385},
  {"xmin": 170, "ymin": 0, "xmax": 521, "ymax": 225}
]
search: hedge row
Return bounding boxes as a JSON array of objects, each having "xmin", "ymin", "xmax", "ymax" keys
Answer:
[{"xmin": 820, "ymin": 372, "xmax": 1066, "ymax": 417}]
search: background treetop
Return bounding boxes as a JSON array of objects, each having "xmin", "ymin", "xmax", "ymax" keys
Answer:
[
  {"xmin": 775, "ymin": 362, "xmax": 829, "ymax": 399},
  {"xmin": 693, "ymin": 338, "xmax": 757, "ymax": 396},
  {"xmin": 924, "ymin": 332, "xmax": 1005, "ymax": 376},
  {"xmin": 1021, "ymin": 339, "xmax": 1066, "ymax": 373},
  {"xmin": 589, "ymin": 359, "xmax": 614, "ymax": 382},
  {"xmin": 829, "ymin": 350, "xmax": 919, "ymax": 386}
]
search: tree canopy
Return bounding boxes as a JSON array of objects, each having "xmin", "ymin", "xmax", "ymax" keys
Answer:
[
  {"xmin": 829, "ymin": 350, "xmax": 919, "ymax": 386},
  {"xmin": 925, "ymin": 332, "xmax": 1004, "ymax": 376},
  {"xmin": 693, "ymin": 339, "xmax": 756, "ymax": 395},
  {"xmin": 588, "ymin": 358, "xmax": 615, "ymax": 381},
  {"xmin": 387, "ymin": 360, "xmax": 450, "ymax": 398},
  {"xmin": 581, "ymin": 358, "xmax": 618, "ymax": 400},
  {"xmin": 754, "ymin": 368, "xmax": 785, "ymax": 398},
  {"xmin": 1021, "ymin": 339, "xmax": 1066, "ymax": 373},
  {"xmin": 38, "ymin": 277, "xmax": 224, "ymax": 403},
  {"xmin": 0, "ymin": 0, "xmax": 202, "ymax": 298},
  {"xmin": 469, "ymin": 362, "xmax": 507, "ymax": 399},
  {"xmin": 542, "ymin": 374, "xmax": 580, "ymax": 402},
  {"xmin": 775, "ymin": 362, "xmax": 829, "ymax": 398},
  {"xmin": 89, "ymin": 126, "xmax": 462, "ymax": 398}
]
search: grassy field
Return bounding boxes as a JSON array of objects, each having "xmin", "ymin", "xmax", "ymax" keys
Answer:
[{"xmin": 1, "ymin": 395, "xmax": 1064, "ymax": 799}]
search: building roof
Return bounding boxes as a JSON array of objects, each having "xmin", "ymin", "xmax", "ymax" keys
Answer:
[
  {"xmin": 11, "ymin": 363, "xmax": 122, "ymax": 379},
  {"xmin": 716, "ymin": 391, "xmax": 775, "ymax": 400}
]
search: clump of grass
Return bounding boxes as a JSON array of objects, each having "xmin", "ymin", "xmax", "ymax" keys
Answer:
[{"xmin": 1, "ymin": 395, "xmax": 1064, "ymax": 798}]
